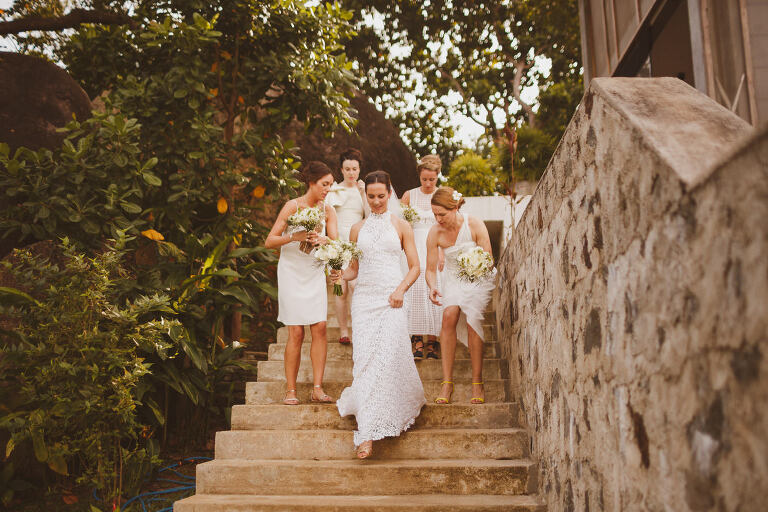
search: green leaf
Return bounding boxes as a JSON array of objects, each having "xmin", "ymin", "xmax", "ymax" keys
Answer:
[
  {"xmin": 47, "ymin": 455, "xmax": 68, "ymax": 475},
  {"xmin": 120, "ymin": 201, "xmax": 142, "ymax": 214},
  {"xmin": 209, "ymin": 268, "xmax": 242, "ymax": 278},
  {"xmin": 142, "ymin": 172, "xmax": 162, "ymax": 186},
  {"xmin": 145, "ymin": 397, "xmax": 165, "ymax": 425},
  {"xmin": 218, "ymin": 287, "xmax": 254, "ymax": 306},
  {"xmin": 141, "ymin": 157, "xmax": 159, "ymax": 171},
  {"xmin": 228, "ymin": 247, "xmax": 269, "ymax": 259},
  {"xmin": 0, "ymin": 287, "xmax": 42, "ymax": 307},
  {"xmin": 255, "ymin": 281, "xmax": 278, "ymax": 299},
  {"xmin": 32, "ymin": 433, "xmax": 48, "ymax": 462},
  {"xmin": 5, "ymin": 438, "xmax": 14, "ymax": 458}
]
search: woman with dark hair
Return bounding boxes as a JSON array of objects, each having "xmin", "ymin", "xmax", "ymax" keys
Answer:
[
  {"xmin": 326, "ymin": 148, "xmax": 366, "ymax": 345},
  {"xmin": 425, "ymin": 186, "xmax": 496, "ymax": 405},
  {"xmin": 265, "ymin": 161, "xmax": 339, "ymax": 405},
  {"xmin": 333, "ymin": 170, "xmax": 425, "ymax": 459}
]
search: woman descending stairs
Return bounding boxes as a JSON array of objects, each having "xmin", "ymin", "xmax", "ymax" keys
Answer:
[{"xmin": 174, "ymin": 296, "xmax": 545, "ymax": 511}]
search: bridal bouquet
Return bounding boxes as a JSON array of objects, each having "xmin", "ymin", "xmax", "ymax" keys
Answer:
[
  {"xmin": 286, "ymin": 205, "xmax": 325, "ymax": 253},
  {"xmin": 400, "ymin": 202, "xmax": 421, "ymax": 224},
  {"xmin": 456, "ymin": 246, "xmax": 494, "ymax": 283},
  {"xmin": 315, "ymin": 240, "xmax": 362, "ymax": 295}
]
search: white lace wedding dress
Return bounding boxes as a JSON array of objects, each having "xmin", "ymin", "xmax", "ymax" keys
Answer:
[{"xmin": 336, "ymin": 212, "xmax": 426, "ymax": 447}]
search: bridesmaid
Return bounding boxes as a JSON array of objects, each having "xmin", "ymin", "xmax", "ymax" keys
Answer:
[
  {"xmin": 326, "ymin": 149, "xmax": 366, "ymax": 345},
  {"xmin": 265, "ymin": 161, "xmax": 339, "ymax": 405},
  {"xmin": 400, "ymin": 155, "xmax": 443, "ymax": 359},
  {"xmin": 425, "ymin": 187, "xmax": 496, "ymax": 405}
]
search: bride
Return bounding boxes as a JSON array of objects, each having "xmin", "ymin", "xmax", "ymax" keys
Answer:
[{"xmin": 333, "ymin": 170, "xmax": 425, "ymax": 459}]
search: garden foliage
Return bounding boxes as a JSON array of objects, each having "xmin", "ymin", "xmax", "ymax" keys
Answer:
[{"xmin": 0, "ymin": 0, "xmax": 357, "ymax": 506}]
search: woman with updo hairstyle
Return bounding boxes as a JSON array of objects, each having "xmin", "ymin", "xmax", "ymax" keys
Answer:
[
  {"xmin": 265, "ymin": 160, "xmax": 339, "ymax": 405},
  {"xmin": 326, "ymin": 148, "xmax": 366, "ymax": 345},
  {"xmin": 400, "ymin": 155, "xmax": 444, "ymax": 360},
  {"xmin": 425, "ymin": 186, "xmax": 496, "ymax": 405},
  {"xmin": 332, "ymin": 169, "xmax": 425, "ymax": 459}
]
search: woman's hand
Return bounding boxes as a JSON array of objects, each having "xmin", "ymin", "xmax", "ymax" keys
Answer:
[
  {"xmin": 307, "ymin": 231, "xmax": 328, "ymax": 246},
  {"xmin": 291, "ymin": 230, "xmax": 309, "ymax": 242},
  {"xmin": 429, "ymin": 287, "xmax": 442, "ymax": 306},
  {"xmin": 388, "ymin": 289, "xmax": 405, "ymax": 309},
  {"xmin": 329, "ymin": 269, "xmax": 343, "ymax": 282}
]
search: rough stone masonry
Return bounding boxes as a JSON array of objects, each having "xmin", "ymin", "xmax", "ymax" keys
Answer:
[{"xmin": 497, "ymin": 77, "xmax": 767, "ymax": 512}]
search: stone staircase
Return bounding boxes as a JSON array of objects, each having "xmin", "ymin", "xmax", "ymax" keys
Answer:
[{"xmin": 175, "ymin": 290, "xmax": 545, "ymax": 511}]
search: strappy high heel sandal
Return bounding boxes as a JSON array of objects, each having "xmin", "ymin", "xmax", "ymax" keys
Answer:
[
  {"xmin": 283, "ymin": 389, "xmax": 299, "ymax": 405},
  {"xmin": 310, "ymin": 385, "xmax": 335, "ymax": 404},
  {"xmin": 470, "ymin": 382, "xmax": 485, "ymax": 404},
  {"xmin": 412, "ymin": 335, "xmax": 424, "ymax": 360},
  {"xmin": 434, "ymin": 381, "xmax": 453, "ymax": 404},
  {"xmin": 425, "ymin": 340, "xmax": 440, "ymax": 359},
  {"xmin": 356, "ymin": 440, "xmax": 373, "ymax": 459}
]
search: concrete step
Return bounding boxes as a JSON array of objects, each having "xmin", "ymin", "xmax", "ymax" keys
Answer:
[
  {"xmin": 245, "ymin": 380, "xmax": 512, "ymax": 405},
  {"xmin": 215, "ymin": 428, "xmax": 529, "ymax": 460},
  {"xmin": 175, "ymin": 494, "xmax": 545, "ymax": 511},
  {"xmin": 267, "ymin": 341, "xmax": 499, "ymax": 360},
  {"xmin": 276, "ymin": 324, "xmax": 497, "ymax": 344},
  {"xmin": 230, "ymin": 403, "xmax": 520, "ymax": 430},
  {"xmin": 195, "ymin": 459, "xmax": 537, "ymax": 496},
  {"xmin": 256, "ymin": 358, "xmax": 504, "ymax": 382}
]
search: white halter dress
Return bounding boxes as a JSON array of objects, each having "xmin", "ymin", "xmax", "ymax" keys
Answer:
[
  {"xmin": 442, "ymin": 214, "xmax": 497, "ymax": 345},
  {"xmin": 405, "ymin": 188, "xmax": 443, "ymax": 337},
  {"xmin": 336, "ymin": 212, "xmax": 426, "ymax": 446},
  {"xmin": 276, "ymin": 200, "xmax": 327, "ymax": 326}
]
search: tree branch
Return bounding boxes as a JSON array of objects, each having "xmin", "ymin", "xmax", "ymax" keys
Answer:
[
  {"xmin": 511, "ymin": 60, "xmax": 536, "ymax": 128},
  {"xmin": 0, "ymin": 8, "xmax": 135, "ymax": 36},
  {"xmin": 490, "ymin": 18, "xmax": 537, "ymax": 128},
  {"xmin": 436, "ymin": 66, "xmax": 491, "ymax": 130}
]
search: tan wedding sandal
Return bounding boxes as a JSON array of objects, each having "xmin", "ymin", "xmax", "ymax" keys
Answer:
[
  {"xmin": 310, "ymin": 385, "xmax": 335, "ymax": 404},
  {"xmin": 283, "ymin": 389, "xmax": 299, "ymax": 405},
  {"xmin": 356, "ymin": 440, "xmax": 373, "ymax": 459}
]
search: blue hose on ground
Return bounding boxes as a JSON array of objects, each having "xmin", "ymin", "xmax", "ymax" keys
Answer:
[{"xmin": 106, "ymin": 456, "xmax": 212, "ymax": 512}]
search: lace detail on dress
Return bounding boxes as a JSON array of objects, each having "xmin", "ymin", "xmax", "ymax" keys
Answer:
[
  {"xmin": 336, "ymin": 212, "xmax": 426, "ymax": 446},
  {"xmin": 406, "ymin": 188, "xmax": 443, "ymax": 336}
]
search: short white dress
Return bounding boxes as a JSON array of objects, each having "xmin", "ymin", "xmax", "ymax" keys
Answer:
[
  {"xmin": 405, "ymin": 188, "xmax": 442, "ymax": 337},
  {"xmin": 442, "ymin": 214, "xmax": 496, "ymax": 345},
  {"xmin": 337, "ymin": 212, "xmax": 426, "ymax": 446},
  {"xmin": 276, "ymin": 199, "xmax": 327, "ymax": 326},
  {"xmin": 327, "ymin": 182, "xmax": 365, "ymax": 241}
]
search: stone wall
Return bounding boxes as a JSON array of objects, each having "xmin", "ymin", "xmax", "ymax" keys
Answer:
[{"xmin": 497, "ymin": 77, "xmax": 768, "ymax": 511}]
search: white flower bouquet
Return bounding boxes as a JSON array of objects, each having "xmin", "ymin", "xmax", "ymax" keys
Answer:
[
  {"xmin": 456, "ymin": 246, "xmax": 494, "ymax": 283},
  {"xmin": 286, "ymin": 205, "xmax": 325, "ymax": 253},
  {"xmin": 400, "ymin": 202, "xmax": 421, "ymax": 224},
  {"xmin": 314, "ymin": 239, "xmax": 362, "ymax": 295}
]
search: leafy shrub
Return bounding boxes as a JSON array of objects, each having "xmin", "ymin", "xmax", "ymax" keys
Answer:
[
  {"xmin": 0, "ymin": 239, "xmax": 173, "ymax": 506},
  {"xmin": 445, "ymin": 151, "xmax": 498, "ymax": 196}
]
